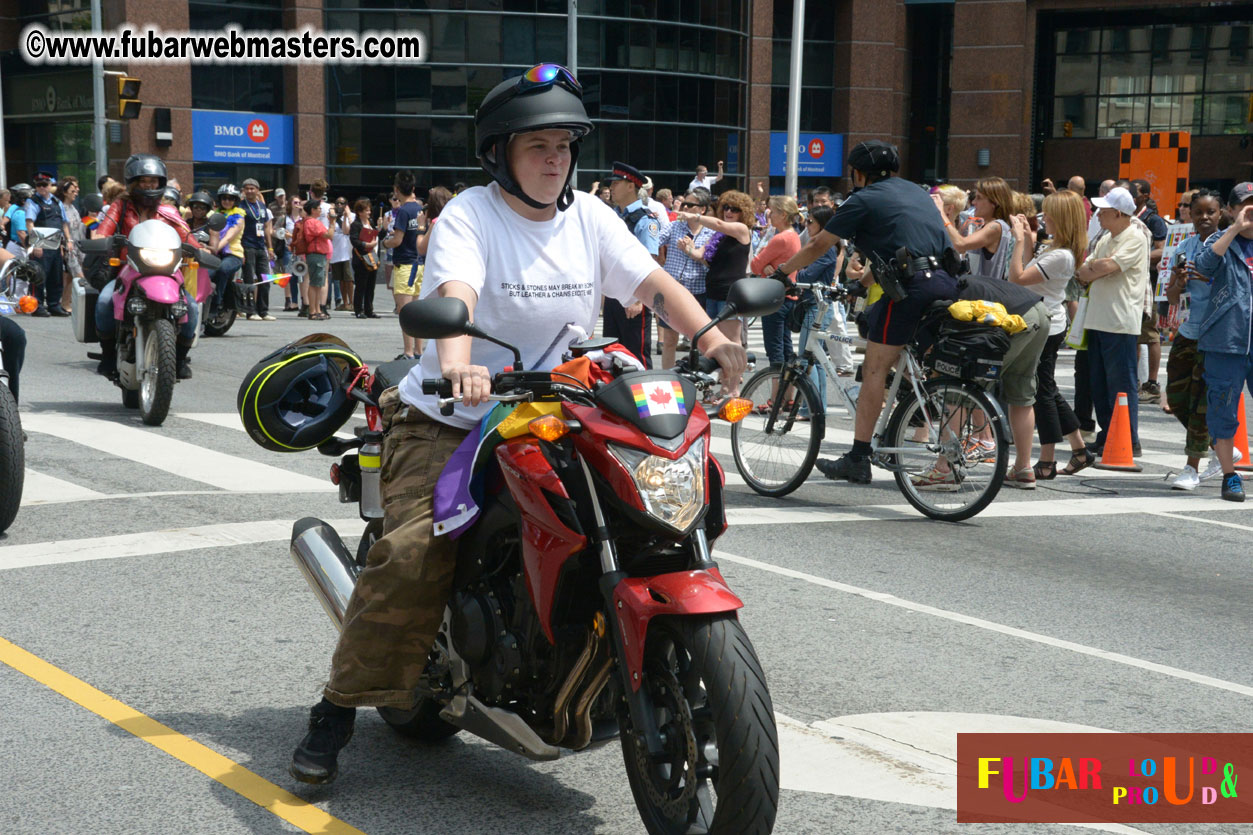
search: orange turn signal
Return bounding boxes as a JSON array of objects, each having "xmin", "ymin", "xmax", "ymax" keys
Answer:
[
  {"xmin": 108, "ymin": 257, "xmax": 121, "ymax": 267},
  {"xmin": 718, "ymin": 397, "xmax": 754, "ymax": 424},
  {"xmin": 529, "ymin": 415, "xmax": 570, "ymax": 441}
]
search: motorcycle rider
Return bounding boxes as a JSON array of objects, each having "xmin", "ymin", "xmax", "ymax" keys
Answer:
[
  {"xmin": 0, "ymin": 251, "xmax": 26, "ymax": 403},
  {"xmin": 775, "ymin": 140, "xmax": 958, "ymax": 484},
  {"xmin": 92, "ymin": 154, "xmax": 203, "ymax": 380},
  {"xmin": 289, "ymin": 62, "xmax": 748, "ymax": 785},
  {"xmin": 212, "ymin": 183, "xmax": 245, "ymax": 317}
]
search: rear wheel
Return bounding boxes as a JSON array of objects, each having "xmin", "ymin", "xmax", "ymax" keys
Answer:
[
  {"xmin": 0, "ymin": 384, "xmax": 24, "ymax": 534},
  {"xmin": 376, "ymin": 700, "xmax": 460, "ymax": 742},
  {"xmin": 885, "ymin": 378, "xmax": 1007, "ymax": 521},
  {"xmin": 355, "ymin": 517, "xmax": 383, "ymax": 568},
  {"xmin": 621, "ymin": 615, "xmax": 779, "ymax": 835},
  {"xmin": 730, "ymin": 364, "xmax": 824, "ymax": 497},
  {"xmin": 202, "ymin": 285, "xmax": 237, "ymax": 337}
]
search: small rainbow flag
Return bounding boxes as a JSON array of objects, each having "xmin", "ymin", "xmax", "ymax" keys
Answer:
[
  {"xmin": 259, "ymin": 274, "xmax": 291, "ymax": 287},
  {"xmin": 83, "ymin": 214, "xmax": 101, "ymax": 231}
]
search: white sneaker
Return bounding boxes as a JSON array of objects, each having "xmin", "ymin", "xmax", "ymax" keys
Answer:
[
  {"xmin": 1171, "ymin": 465, "xmax": 1200, "ymax": 491},
  {"xmin": 1201, "ymin": 448, "xmax": 1243, "ymax": 482}
]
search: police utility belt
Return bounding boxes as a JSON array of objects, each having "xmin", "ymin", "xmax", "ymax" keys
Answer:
[{"xmin": 878, "ymin": 247, "xmax": 962, "ymax": 303}]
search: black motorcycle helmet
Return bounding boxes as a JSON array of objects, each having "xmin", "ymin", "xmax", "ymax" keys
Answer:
[
  {"xmin": 124, "ymin": 154, "xmax": 167, "ymax": 208},
  {"xmin": 474, "ymin": 63, "xmax": 593, "ymax": 212},
  {"xmin": 187, "ymin": 191, "xmax": 213, "ymax": 212},
  {"xmin": 238, "ymin": 334, "xmax": 363, "ymax": 452},
  {"xmin": 161, "ymin": 186, "xmax": 181, "ymax": 206}
]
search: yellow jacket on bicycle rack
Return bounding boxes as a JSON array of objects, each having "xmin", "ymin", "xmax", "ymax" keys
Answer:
[{"xmin": 947, "ymin": 300, "xmax": 1028, "ymax": 334}]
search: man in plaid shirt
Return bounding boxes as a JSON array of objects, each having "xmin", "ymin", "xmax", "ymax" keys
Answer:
[{"xmin": 658, "ymin": 188, "xmax": 715, "ymax": 368}]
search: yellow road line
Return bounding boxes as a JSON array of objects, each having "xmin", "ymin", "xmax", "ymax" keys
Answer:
[{"xmin": 0, "ymin": 636, "xmax": 366, "ymax": 835}]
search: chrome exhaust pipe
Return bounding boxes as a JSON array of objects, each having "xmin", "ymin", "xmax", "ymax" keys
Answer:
[{"xmin": 290, "ymin": 517, "xmax": 359, "ymax": 630}]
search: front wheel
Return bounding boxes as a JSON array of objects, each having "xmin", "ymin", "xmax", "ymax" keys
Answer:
[
  {"xmin": 139, "ymin": 319, "xmax": 177, "ymax": 426},
  {"xmin": 621, "ymin": 615, "xmax": 779, "ymax": 835},
  {"xmin": 884, "ymin": 378, "xmax": 1007, "ymax": 522},
  {"xmin": 0, "ymin": 384, "xmax": 24, "ymax": 534},
  {"xmin": 730, "ymin": 365, "xmax": 824, "ymax": 497}
]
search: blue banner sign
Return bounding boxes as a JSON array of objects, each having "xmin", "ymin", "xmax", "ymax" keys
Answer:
[
  {"xmin": 769, "ymin": 132, "xmax": 844, "ymax": 177},
  {"xmin": 191, "ymin": 110, "xmax": 294, "ymax": 165}
]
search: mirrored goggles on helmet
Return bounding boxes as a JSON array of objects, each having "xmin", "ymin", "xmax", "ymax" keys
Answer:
[{"xmin": 478, "ymin": 63, "xmax": 583, "ymax": 121}]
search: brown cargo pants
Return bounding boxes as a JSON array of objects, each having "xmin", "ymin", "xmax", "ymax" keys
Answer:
[{"xmin": 323, "ymin": 387, "xmax": 469, "ymax": 708}]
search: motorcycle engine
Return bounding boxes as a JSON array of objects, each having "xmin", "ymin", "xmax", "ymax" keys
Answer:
[{"xmin": 448, "ymin": 574, "xmax": 527, "ymax": 705}]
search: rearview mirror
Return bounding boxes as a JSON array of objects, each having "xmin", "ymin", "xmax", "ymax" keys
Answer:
[
  {"xmin": 724, "ymin": 277, "xmax": 786, "ymax": 318},
  {"xmin": 207, "ymin": 212, "xmax": 227, "ymax": 231},
  {"xmin": 399, "ymin": 297, "xmax": 470, "ymax": 340}
]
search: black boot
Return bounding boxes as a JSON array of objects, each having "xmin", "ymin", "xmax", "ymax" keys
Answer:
[
  {"xmin": 97, "ymin": 337, "xmax": 117, "ymax": 378},
  {"xmin": 175, "ymin": 341, "xmax": 193, "ymax": 380},
  {"xmin": 815, "ymin": 453, "xmax": 872, "ymax": 484},
  {"xmin": 290, "ymin": 698, "xmax": 355, "ymax": 784}
]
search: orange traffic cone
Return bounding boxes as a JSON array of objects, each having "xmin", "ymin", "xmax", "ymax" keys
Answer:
[
  {"xmin": 1235, "ymin": 395, "xmax": 1252, "ymax": 472},
  {"xmin": 1094, "ymin": 392, "xmax": 1143, "ymax": 472}
]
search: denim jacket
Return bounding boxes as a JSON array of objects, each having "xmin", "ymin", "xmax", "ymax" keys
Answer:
[{"xmin": 1195, "ymin": 230, "xmax": 1253, "ymax": 355}]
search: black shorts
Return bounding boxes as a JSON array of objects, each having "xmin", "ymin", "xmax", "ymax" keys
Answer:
[{"xmin": 865, "ymin": 268, "xmax": 959, "ymax": 347}]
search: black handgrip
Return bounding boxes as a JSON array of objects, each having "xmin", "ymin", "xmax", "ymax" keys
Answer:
[
  {"xmin": 696, "ymin": 352, "xmax": 755, "ymax": 375},
  {"xmin": 421, "ymin": 377, "xmax": 453, "ymax": 397},
  {"xmin": 197, "ymin": 251, "xmax": 222, "ymax": 270}
]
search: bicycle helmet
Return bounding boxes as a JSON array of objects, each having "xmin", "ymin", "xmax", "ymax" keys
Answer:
[
  {"xmin": 123, "ymin": 154, "xmax": 167, "ymax": 207},
  {"xmin": 475, "ymin": 63, "xmax": 593, "ymax": 212},
  {"xmin": 238, "ymin": 334, "xmax": 363, "ymax": 452},
  {"xmin": 9, "ymin": 183, "xmax": 33, "ymax": 202},
  {"xmin": 217, "ymin": 183, "xmax": 241, "ymax": 202}
]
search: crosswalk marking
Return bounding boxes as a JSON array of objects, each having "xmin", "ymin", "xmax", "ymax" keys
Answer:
[
  {"xmin": 25, "ymin": 412, "xmax": 333, "ymax": 493},
  {"xmin": 178, "ymin": 411, "xmax": 359, "ymax": 440},
  {"xmin": 0, "ymin": 518, "xmax": 362, "ymax": 571},
  {"xmin": 21, "ymin": 469, "xmax": 107, "ymax": 504}
]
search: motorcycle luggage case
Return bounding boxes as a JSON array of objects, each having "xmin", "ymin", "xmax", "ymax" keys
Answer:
[{"xmin": 71, "ymin": 277, "xmax": 99, "ymax": 343}]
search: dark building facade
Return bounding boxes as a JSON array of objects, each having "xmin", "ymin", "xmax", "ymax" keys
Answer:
[{"xmin": 1, "ymin": 0, "xmax": 1250, "ymax": 201}]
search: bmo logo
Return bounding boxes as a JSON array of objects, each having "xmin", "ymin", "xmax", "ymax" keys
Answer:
[
  {"xmin": 248, "ymin": 120, "xmax": 269, "ymax": 143},
  {"xmin": 213, "ymin": 125, "xmax": 245, "ymax": 137},
  {"xmin": 808, "ymin": 138, "xmax": 825, "ymax": 159}
]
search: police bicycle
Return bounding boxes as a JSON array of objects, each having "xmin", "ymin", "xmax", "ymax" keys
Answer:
[{"xmin": 729, "ymin": 255, "xmax": 1009, "ymax": 521}]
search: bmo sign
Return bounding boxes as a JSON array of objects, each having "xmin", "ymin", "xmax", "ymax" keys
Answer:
[
  {"xmin": 192, "ymin": 110, "xmax": 293, "ymax": 165},
  {"xmin": 769, "ymin": 132, "xmax": 844, "ymax": 177}
]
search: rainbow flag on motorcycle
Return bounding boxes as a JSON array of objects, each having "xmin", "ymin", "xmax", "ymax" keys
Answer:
[{"xmin": 433, "ymin": 401, "xmax": 564, "ymax": 539}]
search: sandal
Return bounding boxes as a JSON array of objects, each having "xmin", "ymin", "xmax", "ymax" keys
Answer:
[
  {"xmin": 1032, "ymin": 460, "xmax": 1057, "ymax": 481},
  {"xmin": 1060, "ymin": 449, "xmax": 1095, "ymax": 476}
]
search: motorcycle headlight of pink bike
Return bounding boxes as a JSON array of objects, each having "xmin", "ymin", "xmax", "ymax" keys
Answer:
[
  {"xmin": 137, "ymin": 247, "xmax": 178, "ymax": 272},
  {"xmin": 607, "ymin": 438, "xmax": 705, "ymax": 533},
  {"xmin": 125, "ymin": 219, "xmax": 184, "ymax": 275}
]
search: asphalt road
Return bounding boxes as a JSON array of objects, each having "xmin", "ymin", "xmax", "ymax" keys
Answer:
[{"xmin": 2, "ymin": 308, "xmax": 1250, "ymax": 835}]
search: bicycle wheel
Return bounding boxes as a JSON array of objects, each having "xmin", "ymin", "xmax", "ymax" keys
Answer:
[
  {"xmin": 730, "ymin": 364, "xmax": 824, "ymax": 497},
  {"xmin": 884, "ymin": 378, "xmax": 1006, "ymax": 522}
]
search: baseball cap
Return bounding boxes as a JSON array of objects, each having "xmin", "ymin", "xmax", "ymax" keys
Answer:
[
  {"xmin": 274, "ymin": 187, "xmax": 286, "ymax": 198},
  {"xmin": 1091, "ymin": 186, "xmax": 1135, "ymax": 216},
  {"xmin": 846, "ymin": 140, "xmax": 899, "ymax": 178},
  {"xmin": 603, "ymin": 161, "xmax": 645, "ymax": 188},
  {"xmin": 1229, "ymin": 182, "xmax": 1253, "ymax": 206},
  {"xmin": 241, "ymin": 177, "xmax": 260, "ymax": 188}
]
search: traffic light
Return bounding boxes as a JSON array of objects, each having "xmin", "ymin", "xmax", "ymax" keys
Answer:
[
  {"xmin": 117, "ymin": 76, "xmax": 141, "ymax": 119},
  {"xmin": 1063, "ymin": 120, "xmax": 1073, "ymax": 138}
]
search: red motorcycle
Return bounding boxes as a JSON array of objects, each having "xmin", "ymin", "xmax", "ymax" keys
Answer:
[{"xmin": 291, "ymin": 279, "xmax": 784, "ymax": 835}]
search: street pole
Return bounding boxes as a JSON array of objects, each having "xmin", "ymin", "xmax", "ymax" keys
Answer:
[
  {"xmin": 92, "ymin": 0, "xmax": 107, "ymax": 184},
  {"xmin": 784, "ymin": 0, "xmax": 806, "ymax": 199},
  {"xmin": 568, "ymin": 0, "xmax": 578, "ymax": 184},
  {"xmin": 0, "ymin": 58, "xmax": 7, "ymax": 187}
]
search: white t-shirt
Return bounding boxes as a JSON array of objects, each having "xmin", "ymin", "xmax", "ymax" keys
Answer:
[
  {"xmin": 398, "ymin": 183, "xmax": 660, "ymax": 428},
  {"xmin": 1024, "ymin": 247, "xmax": 1076, "ymax": 336},
  {"xmin": 330, "ymin": 212, "xmax": 351, "ymax": 263},
  {"xmin": 688, "ymin": 175, "xmax": 715, "ymax": 193},
  {"xmin": 1085, "ymin": 223, "xmax": 1149, "ymax": 335}
]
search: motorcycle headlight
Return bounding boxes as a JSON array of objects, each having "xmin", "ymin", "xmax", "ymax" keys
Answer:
[
  {"xmin": 138, "ymin": 248, "xmax": 177, "ymax": 270},
  {"xmin": 608, "ymin": 438, "xmax": 705, "ymax": 533},
  {"xmin": 126, "ymin": 296, "xmax": 148, "ymax": 315}
]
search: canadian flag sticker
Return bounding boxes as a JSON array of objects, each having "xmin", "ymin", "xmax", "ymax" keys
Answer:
[{"xmin": 631, "ymin": 381, "xmax": 687, "ymax": 418}]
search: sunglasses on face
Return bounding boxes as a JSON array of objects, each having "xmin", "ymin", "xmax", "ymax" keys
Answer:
[{"xmin": 680, "ymin": 202, "xmax": 699, "ymax": 209}]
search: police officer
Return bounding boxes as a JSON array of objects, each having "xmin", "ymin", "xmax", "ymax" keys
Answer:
[
  {"xmin": 24, "ymin": 173, "xmax": 72, "ymax": 316},
  {"xmin": 602, "ymin": 161, "xmax": 663, "ymax": 368},
  {"xmin": 778, "ymin": 139, "xmax": 958, "ymax": 484}
]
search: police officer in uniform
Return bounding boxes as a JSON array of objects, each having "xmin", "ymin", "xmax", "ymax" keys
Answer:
[
  {"xmin": 778, "ymin": 140, "xmax": 959, "ymax": 484},
  {"xmin": 602, "ymin": 161, "xmax": 663, "ymax": 368}
]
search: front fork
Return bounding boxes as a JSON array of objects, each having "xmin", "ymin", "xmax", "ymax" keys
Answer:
[{"xmin": 576, "ymin": 457, "xmax": 736, "ymax": 761}]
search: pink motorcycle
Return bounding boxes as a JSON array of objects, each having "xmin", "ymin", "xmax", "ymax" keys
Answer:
[{"xmin": 78, "ymin": 220, "xmax": 220, "ymax": 425}]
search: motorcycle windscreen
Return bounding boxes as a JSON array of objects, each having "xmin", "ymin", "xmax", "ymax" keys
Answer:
[{"xmin": 594, "ymin": 371, "xmax": 698, "ymax": 440}]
